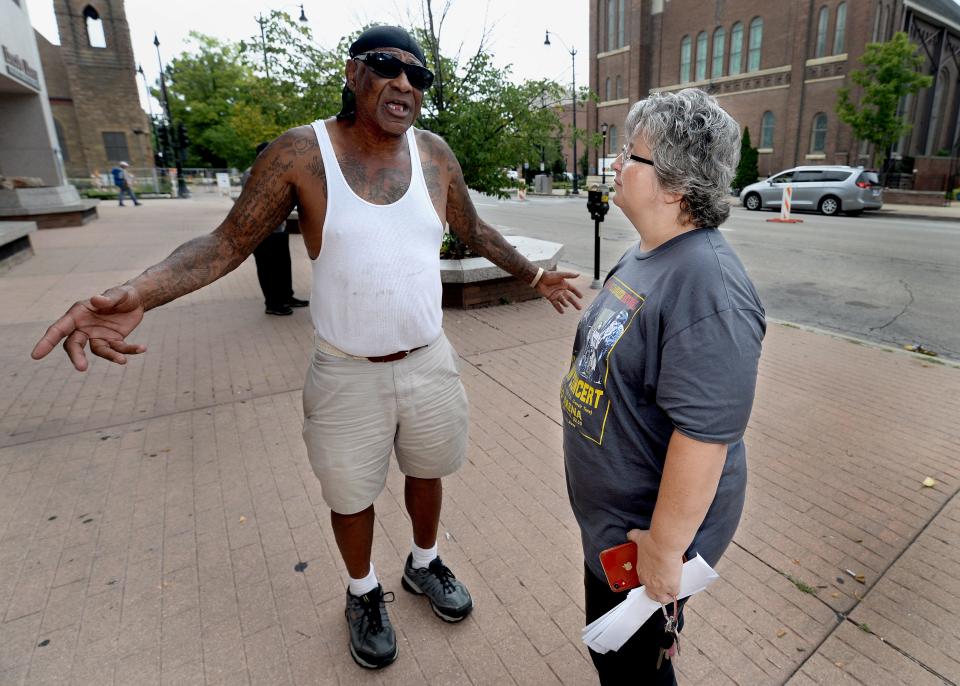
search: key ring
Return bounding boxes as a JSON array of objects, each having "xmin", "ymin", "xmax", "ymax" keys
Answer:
[{"xmin": 659, "ymin": 595, "xmax": 679, "ymax": 626}]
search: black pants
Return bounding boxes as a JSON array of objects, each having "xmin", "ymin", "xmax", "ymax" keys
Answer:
[
  {"xmin": 584, "ymin": 564, "xmax": 686, "ymax": 686},
  {"xmin": 252, "ymin": 232, "xmax": 293, "ymax": 309}
]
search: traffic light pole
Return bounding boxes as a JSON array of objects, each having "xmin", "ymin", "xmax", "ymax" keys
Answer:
[{"xmin": 154, "ymin": 34, "xmax": 190, "ymax": 199}]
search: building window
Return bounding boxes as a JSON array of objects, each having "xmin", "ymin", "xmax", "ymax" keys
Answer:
[
  {"xmin": 712, "ymin": 27, "xmax": 725, "ymax": 78},
  {"xmin": 680, "ymin": 35, "xmax": 692, "ymax": 83},
  {"xmin": 618, "ymin": 0, "xmax": 626, "ymax": 48},
  {"xmin": 54, "ymin": 119, "xmax": 69, "ymax": 162},
  {"xmin": 695, "ymin": 31, "xmax": 708, "ymax": 81},
  {"xmin": 616, "ymin": 75, "xmax": 622, "ymax": 99},
  {"xmin": 84, "ymin": 6, "xmax": 107, "ymax": 48},
  {"xmin": 760, "ymin": 111, "xmax": 775, "ymax": 148},
  {"xmin": 605, "ymin": 77, "xmax": 611, "ymax": 101},
  {"xmin": 608, "ymin": 125, "xmax": 618, "ymax": 152},
  {"xmin": 102, "ymin": 131, "xmax": 130, "ymax": 161},
  {"xmin": 810, "ymin": 113, "xmax": 827, "ymax": 153},
  {"xmin": 729, "ymin": 22, "xmax": 743, "ymax": 75},
  {"xmin": 748, "ymin": 17, "xmax": 763, "ymax": 72},
  {"xmin": 815, "ymin": 7, "xmax": 829, "ymax": 57},
  {"xmin": 607, "ymin": 0, "xmax": 616, "ymax": 51},
  {"xmin": 834, "ymin": 3, "xmax": 847, "ymax": 54}
]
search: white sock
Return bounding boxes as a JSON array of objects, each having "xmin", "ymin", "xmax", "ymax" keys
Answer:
[
  {"xmin": 348, "ymin": 563, "xmax": 379, "ymax": 596},
  {"xmin": 411, "ymin": 540, "xmax": 438, "ymax": 569}
]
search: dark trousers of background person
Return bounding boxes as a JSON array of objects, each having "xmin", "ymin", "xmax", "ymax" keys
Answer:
[
  {"xmin": 253, "ymin": 231, "xmax": 293, "ymax": 310},
  {"xmin": 584, "ymin": 564, "xmax": 687, "ymax": 686},
  {"xmin": 118, "ymin": 184, "xmax": 140, "ymax": 206}
]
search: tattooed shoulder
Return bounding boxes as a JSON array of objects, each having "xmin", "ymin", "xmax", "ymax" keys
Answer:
[
  {"xmin": 416, "ymin": 129, "xmax": 454, "ymax": 200},
  {"xmin": 274, "ymin": 125, "xmax": 318, "ymax": 157}
]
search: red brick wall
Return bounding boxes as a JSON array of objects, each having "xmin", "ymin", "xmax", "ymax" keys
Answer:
[{"xmin": 587, "ymin": 0, "xmax": 959, "ymax": 178}]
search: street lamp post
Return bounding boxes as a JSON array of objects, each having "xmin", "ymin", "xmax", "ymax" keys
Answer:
[
  {"xmin": 136, "ymin": 64, "xmax": 160, "ymax": 165},
  {"xmin": 544, "ymin": 30, "xmax": 579, "ymax": 194},
  {"xmin": 257, "ymin": 4, "xmax": 308, "ymax": 79},
  {"xmin": 153, "ymin": 33, "xmax": 189, "ymax": 198},
  {"xmin": 600, "ymin": 122, "xmax": 608, "ymax": 184}
]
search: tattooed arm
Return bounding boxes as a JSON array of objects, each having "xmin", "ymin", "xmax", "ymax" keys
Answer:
[
  {"xmin": 438, "ymin": 138, "xmax": 583, "ymax": 313},
  {"xmin": 444, "ymin": 152, "xmax": 539, "ymax": 284},
  {"xmin": 130, "ymin": 133, "xmax": 299, "ymax": 310},
  {"xmin": 31, "ymin": 128, "xmax": 308, "ymax": 370}
]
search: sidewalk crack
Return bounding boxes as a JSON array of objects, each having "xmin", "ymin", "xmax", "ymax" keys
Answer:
[
  {"xmin": 743, "ymin": 475, "xmax": 960, "ymax": 684},
  {"xmin": 842, "ymin": 617, "xmax": 958, "ymax": 686}
]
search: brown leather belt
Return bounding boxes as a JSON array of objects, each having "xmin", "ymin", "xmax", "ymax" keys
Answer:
[
  {"xmin": 315, "ymin": 336, "xmax": 429, "ymax": 363},
  {"xmin": 366, "ymin": 346, "xmax": 428, "ymax": 363}
]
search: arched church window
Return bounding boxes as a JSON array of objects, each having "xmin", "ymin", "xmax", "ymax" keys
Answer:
[{"xmin": 84, "ymin": 6, "xmax": 107, "ymax": 48}]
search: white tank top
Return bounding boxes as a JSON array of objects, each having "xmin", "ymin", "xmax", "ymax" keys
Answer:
[{"xmin": 309, "ymin": 119, "xmax": 444, "ymax": 357}]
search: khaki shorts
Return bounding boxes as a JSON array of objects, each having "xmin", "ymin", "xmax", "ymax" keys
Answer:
[{"xmin": 302, "ymin": 332, "xmax": 469, "ymax": 515}]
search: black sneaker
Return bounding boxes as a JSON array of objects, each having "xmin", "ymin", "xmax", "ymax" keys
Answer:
[
  {"xmin": 401, "ymin": 554, "xmax": 473, "ymax": 622},
  {"xmin": 344, "ymin": 585, "xmax": 398, "ymax": 669},
  {"xmin": 286, "ymin": 297, "xmax": 309, "ymax": 308},
  {"xmin": 265, "ymin": 305, "xmax": 293, "ymax": 316}
]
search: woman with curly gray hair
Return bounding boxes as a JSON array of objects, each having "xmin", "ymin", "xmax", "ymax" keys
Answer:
[{"xmin": 561, "ymin": 88, "xmax": 765, "ymax": 684}]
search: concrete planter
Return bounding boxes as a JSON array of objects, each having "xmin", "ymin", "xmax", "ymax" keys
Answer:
[{"xmin": 440, "ymin": 236, "xmax": 564, "ymax": 309}]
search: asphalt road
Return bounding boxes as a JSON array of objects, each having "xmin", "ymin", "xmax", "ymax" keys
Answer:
[{"xmin": 471, "ymin": 192, "xmax": 960, "ymax": 362}]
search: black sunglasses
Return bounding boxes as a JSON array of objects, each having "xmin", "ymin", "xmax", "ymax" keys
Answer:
[
  {"xmin": 353, "ymin": 52, "xmax": 435, "ymax": 91},
  {"xmin": 620, "ymin": 145, "xmax": 654, "ymax": 166}
]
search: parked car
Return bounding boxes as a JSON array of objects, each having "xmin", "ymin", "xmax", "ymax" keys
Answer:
[
  {"xmin": 739, "ymin": 166, "xmax": 883, "ymax": 216},
  {"xmin": 504, "ymin": 169, "xmax": 519, "ymax": 181}
]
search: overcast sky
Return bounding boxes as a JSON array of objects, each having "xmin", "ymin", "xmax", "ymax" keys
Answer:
[{"xmin": 25, "ymin": 0, "xmax": 589, "ymax": 113}]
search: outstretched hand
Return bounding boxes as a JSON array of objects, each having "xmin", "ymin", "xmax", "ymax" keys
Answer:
[
  {"xmin": 31, "ymin": 285, "xmax": 146, "ymax": 371},
  {"xmin": 535, "ymin": 270, "xmax": 583, "ymax": 314}
]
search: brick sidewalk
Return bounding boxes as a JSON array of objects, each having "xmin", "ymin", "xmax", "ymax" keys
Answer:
[{"xmin": 0, "ymin": 198, "xmax": 958, "ymax": 685}]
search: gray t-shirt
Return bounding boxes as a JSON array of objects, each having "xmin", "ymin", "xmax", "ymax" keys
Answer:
[{"xmin": 562, "ymin": 227, "xmax": 765, "ymax": 580}]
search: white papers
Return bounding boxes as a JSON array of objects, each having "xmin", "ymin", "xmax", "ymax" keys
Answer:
[{"xmin": 582, "ymin": 554, "xmax": 719, "ymax": 654}]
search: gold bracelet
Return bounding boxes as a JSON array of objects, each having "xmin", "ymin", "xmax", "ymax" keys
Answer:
[{"xmin": 530, "ymin": 267, "xmax": 545, "ymax": 288}]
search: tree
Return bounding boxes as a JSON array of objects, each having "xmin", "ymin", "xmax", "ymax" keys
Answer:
[
  {"xmin": 161, "ymin": 33, "xmax": 269, "ymax": 168},
  {"xmin": 732, "ymin": 127, "xmax": 758, "ymax": 191},
  {"xmin": 414, "ymin": 1, "xmax": 565, "ymax": 197},
  {"xmin": 238, "ymin": 11, "xmax": 344, "ymax": 131},
  {"xmin": 157, "ymin": 3, "xmax": 566, "ymax": 187},
  {"xmin": 161, "ymin": 14, "xmax": 343, "ymax": 169},
  {"xmin": 836, "ymin": 32, "xmax": 933, "ymax": 170}
]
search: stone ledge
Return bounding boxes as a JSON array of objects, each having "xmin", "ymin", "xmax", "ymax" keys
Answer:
[
  {"xmin": 440, "ymin": 236, "xmax": 563, "ymax": 283},
  {"xmin": 0, "ymin": 221, "xmax": 37, "ymax": 272},
  {"xmin": 0, "ymin": 200, "xmax": 99, "ymax": 229},
  {"xmin": 441, "ymin": 236, "xmax": 563, "ymax": 308},
  {"xmin": 882, "ymin": 190, "xmax": 949, "ymax": 207}
]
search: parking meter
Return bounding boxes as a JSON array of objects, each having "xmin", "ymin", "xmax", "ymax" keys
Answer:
[
  {"xmin": 587, "ymin": 184, "xmax": 609, "ymax": 222},
  {"xmin": 586, "ymin": 184, "xmax": 610, "ymax": 287}
]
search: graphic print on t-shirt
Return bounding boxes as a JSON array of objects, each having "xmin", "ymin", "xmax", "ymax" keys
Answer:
[{"xmin": 561, "ymin": 276, "xmax": 644, "ymax": 445}]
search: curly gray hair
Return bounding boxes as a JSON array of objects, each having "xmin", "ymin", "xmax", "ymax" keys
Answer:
[{"xmin": 624, "ymin": 88, "xmax": 741, "ymax": 228}]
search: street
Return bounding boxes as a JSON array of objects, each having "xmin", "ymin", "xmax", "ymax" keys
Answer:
[{"xmin": 473, "ymin": 192, "xmax": 960, "ymax": 361}]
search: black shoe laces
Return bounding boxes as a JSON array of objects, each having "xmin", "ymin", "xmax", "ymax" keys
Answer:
[
  {"xmin": 428, "ymin": 559, "xmax": 457, "ymax": 593},
  {"xmin": 359, "ymin": 590, "xmax": 394, "ymax": 637}
]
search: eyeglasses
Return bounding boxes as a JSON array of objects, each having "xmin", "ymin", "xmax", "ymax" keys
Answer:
[
  {"xmin": 621, "ymin": 145, "xmax": 654, "ymax": 167},
  {"xmin": 353, "ymin": 52, "xmax": 435, "ymax": 91}
]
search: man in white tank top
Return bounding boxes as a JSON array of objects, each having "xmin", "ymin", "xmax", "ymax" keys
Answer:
[{"xmin": 32, "ymin": 25, "xmax": 583, "ymax": 671}]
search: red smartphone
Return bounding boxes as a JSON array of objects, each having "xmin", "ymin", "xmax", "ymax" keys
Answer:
[{"xmin": 599, "ymin": 541, "xmax": 640, "ymax": 592}]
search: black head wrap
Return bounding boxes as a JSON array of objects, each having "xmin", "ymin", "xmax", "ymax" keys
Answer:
[{"xmin": 336, "ymin": 26, "xmax": 426, "ymax": 120}]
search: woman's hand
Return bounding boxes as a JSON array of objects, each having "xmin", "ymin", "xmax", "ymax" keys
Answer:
[{"xmin": 626, "ymin": 529, "xmax": 682, "ymax": 604}]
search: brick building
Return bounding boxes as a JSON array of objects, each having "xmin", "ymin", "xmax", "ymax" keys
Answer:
[
  {"xmin": 587, "ymin": 0, "xmax": 960, "ymax": 189},
  {"xmin": 36, "ymin": 0, "xmax": 153, "ymax": 179}
]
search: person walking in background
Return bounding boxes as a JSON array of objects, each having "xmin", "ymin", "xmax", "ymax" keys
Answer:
[
  {"xmin": 242, "ymin": 142, "xmax": 309, "ymax": 316},
  {"xmin": 111, "ymin": 161, "xmax": 141, "ymax": 207},
  {"xmin": 562, "ymin": 88, "xmax": 765, "ymax": 685}
]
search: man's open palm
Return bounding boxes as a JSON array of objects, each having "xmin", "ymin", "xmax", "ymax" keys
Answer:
[{"xmin": 31, "ymin": 285, "xmax": 146, "ymax": 371}]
